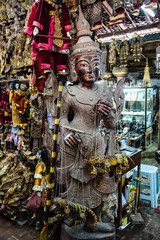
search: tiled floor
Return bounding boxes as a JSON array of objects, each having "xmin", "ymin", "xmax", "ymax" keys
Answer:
[
  {"xmin": 0, "ymin": 134, "xmax": 159, "ymax": 240},
  {"xmin": 0, "ymin": 214, "xmax": 40, "ymax": 240}
]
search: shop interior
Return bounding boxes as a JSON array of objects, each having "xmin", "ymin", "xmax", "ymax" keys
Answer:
[{"xmin": 0, "ymin": 0, "xmax": 160, "ymax": 240}]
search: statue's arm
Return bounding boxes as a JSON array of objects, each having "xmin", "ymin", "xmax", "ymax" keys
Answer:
[
  {"xmin": 102, "ymin": 109, "xmax": 117, "ymax": 129},
  {"xmin": 97, "ymin": 97, "xmax": 117, "ymax": 130},
  {"xmin": 59, "ymin": 88, "xmax": 81, "ymax": 147}
]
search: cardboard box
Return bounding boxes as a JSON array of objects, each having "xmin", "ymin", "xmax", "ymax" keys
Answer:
[{"xmin": 125, "ymin": 185, "xmax": 136, "ymax": 203}]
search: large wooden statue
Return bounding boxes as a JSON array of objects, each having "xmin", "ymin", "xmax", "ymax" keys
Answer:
[{"xmin": 55, "ymin": 6, "xmax": 125, "ymax": 236}]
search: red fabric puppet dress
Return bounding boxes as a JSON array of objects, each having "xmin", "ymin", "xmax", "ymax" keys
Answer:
[{"xmin": 25, "ymin": 0, "xmax": 72, "ymax": 90}]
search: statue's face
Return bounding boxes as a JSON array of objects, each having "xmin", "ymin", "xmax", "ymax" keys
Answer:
[{"xmin": 75, "ymin": 54, "xmax": 100, "ymax": 85}]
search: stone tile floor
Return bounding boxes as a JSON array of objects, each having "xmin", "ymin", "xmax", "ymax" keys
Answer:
[
  {"xmin": 0, "ymin": 214, "xmax": 40, "ymax": 240},
  {"xmin": 0, "ymin": 134, "xmax": 159, "ymax": 240}
]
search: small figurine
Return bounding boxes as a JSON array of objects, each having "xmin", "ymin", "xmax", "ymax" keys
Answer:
[{"xmin": 51, "ymin": 198, "xmax": 97, "ymax": 227}]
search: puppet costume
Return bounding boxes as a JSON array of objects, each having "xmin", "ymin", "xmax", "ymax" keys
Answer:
[
  {"xmin": 30, "ymin": 94, "xmax": 44, "ymax": 152},
  {"xmin": 25, "ymin": 0, "xmax": 72, "ymax": 72},
  {"xmin": 0, "ymin": 89, "xmax": 12, "ymax": 124},
  {"xmin": 24, "ymin": 1, "xmax": 39, "ymax": 36},
  {"xmin": 32, "ymin": 160, "xmax": 46, "ymax": 192},
  {"xmin": 1, "ymin": 90, "xmax": 12, "ymax": 124},
  {"xmin": 108, "ymin": 38, "xmax": 118, "ymax": 68},
  {"xmin": 12, "ymin": 87, "xmax": 31, "ymax": 127},
  {"xmin": 0, "ymin": 152, "xmax": 34, "ymax": 218},
  {"xmin": 10, "ymin": 90, "xmax": 21, "ymax": 126},
  {"xmin": 119, "ymin": 37, "xmax": 129, "ymax": 66},
  {"xmin": 131, "ymin": 33, "xmax": 143, "ymax": 62},
  {"xmin": 26, "ymin": 153, "xmax": 47, "ymax": 214}
]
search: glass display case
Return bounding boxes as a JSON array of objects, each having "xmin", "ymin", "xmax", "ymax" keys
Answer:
[{"xmin": 121, "ymin": 87, "xmax": 153, "ymax": 130}]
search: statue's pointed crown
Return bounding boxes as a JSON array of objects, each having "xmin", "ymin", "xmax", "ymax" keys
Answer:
[{"xmin": 71, "ymin": 5, "xmax": 101, "ymax": 59}]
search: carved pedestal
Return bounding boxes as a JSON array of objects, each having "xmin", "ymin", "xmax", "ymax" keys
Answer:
[{"xmin": 60, "ymin": 223, "xmax": 115, "ymax": 240}]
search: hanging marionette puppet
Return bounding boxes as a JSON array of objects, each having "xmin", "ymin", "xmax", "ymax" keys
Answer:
[
  {"xmin": 26, "ymin": 148, "xmax": 53, "ymax": 230},
  {"xmin": 12, "ymin": 82, "xmax": 31, "ymax": 129},
  {"xmin": 108, "ymin": 38, "xmax": 119, "ymax": 69},
  {"xmin": 118, "ymin": 36, "xmax": 129, "ymax": 67},
  {"xmin": 25, "ymin": 0, "xmax": 72, "ymax": 90},
  {"xmin": 131, "ymin": 33, "xmax": 143, "ymax": 62}
]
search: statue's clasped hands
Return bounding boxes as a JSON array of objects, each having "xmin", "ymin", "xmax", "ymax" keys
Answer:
[
  {"xmin": 64, "ymin": 131, "xmax": 82, "ymax": 147},
  {"xmin": 96, "ymin": 99, "xmax": 112, "ymax": 116}
]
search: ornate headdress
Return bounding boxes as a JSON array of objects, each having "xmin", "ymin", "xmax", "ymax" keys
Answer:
[{"xmin": 71, "ymin": 5, "xmax": 101, "ymax": 59}]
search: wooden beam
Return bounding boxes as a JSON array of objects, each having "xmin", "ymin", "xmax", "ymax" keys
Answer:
[
  {"xmin": 97, "ymin": 22, "xmax": 159, "ymax": 39},
  {"xmin": 125, "ymin": 9, "xmax": 137, "ymax": 28},
  {"xmin": 102, "ymin": 23, "xmax": 111, "ymax": 33},
  {"xmin": 102, "ymin": 0, "xmax": 113, "ymax": 16}
]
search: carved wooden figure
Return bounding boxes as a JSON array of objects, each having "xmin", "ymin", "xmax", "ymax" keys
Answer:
[{"xmin": 55, "ymin": 6, "xmax": 125, "ymax": 234}]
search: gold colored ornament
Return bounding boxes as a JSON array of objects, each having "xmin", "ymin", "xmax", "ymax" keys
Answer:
[
  {"xmin": 143, "ymin": 57, "xmax": 152, "ymax": 87},
  {"xmin": 45, "ymin": 0, "xmax": 57, "ymax": 7},
  {"xmin": 53, "ymin": 11, "xmax": 63, "ymax": 47},
  {"xmin": 48, "ymin": 8, "xmax": 63, "ymax": 47}
]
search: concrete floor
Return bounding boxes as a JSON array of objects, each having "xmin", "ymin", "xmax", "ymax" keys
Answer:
[{"xmin": 0, "ymin": 134, "xmax": 159, "ymax": 240}]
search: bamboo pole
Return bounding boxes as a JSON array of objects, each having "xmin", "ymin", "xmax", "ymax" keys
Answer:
[{"xmin": 40, "ymin": 77, "xmax": 65, "ymax": 240}]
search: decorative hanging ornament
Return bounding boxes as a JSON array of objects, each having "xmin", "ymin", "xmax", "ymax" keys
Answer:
[{"xmin": 143, "ymin": 57, "xmax": 152, "ymax": 87}]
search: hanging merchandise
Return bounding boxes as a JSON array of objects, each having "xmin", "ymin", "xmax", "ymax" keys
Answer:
[
  {"xmin": 0, "ymin": 152, "xmax": 34, "ymax": 219},
  {"xmin": 143, "ymin": 0, "xmax": 157, "ymax": 10},
  {"xmin": 131, "ymin": 0, "xmax": 143, "ymax": 16},
  {"xmin": 108, "ymin": 38, "xmax": 119, "ymax": 69},
  {"xmin": 118, "ymin": 36, "xmax": 129, "ymax": 67},
  {"xmin": 109, "ymin": 0, "xmax": 125, "ymax": 26},
  {"xmin": 0, "ymin": 27, "xmax": 15, "ymax": 76},
  {"xmin": 10, "ymin": 82, "xmax": 22, "ymax": 127},
  {"xmin": 0, "ymin": 1, "xmax": 34, "ymax": 78},
  {"xmin": 82, "ymin": 0, "xmax": 103, "ymax": 31},
  {"xmin": 0, "ymin": 2, "xmax": 7, "ymax": 25},
  {"xmin": 143, "ymin": 57, "xmax": 152, "ymax": 87},
  {"xmin": 26, "ymin": 148, "xmax": 54, "ymax": 231},
  {"xmin": 69, "ymin": 7, "xmax": 78, "ymax": 40},
  {"xmin": 0, "ymin": 85, "xmax": 12, "ymax": 125},
  {"xmin": 30, "ymin": 93, "xmax": 44, "ymax": 152},
  {"xmin": 113, "ymin": 0, "xmax": 124, "ymax": 14},
  {"xmin": 12, "ymin": 82, "xmax": 31, "ymax": 128},
  {"xmin": 124, "ymin": 0, "xmax": 134, "ymax": 11},
  {"xmin": 12, "ymin": 28, "xmax": 27, "ymax": 70},
  {"xmin": 25, "ymin": 0, "xmax": 72, "ymax": 90},
  {"xmin": 130, "ymin": 33, "xmax": 143, "ymax": 62}
]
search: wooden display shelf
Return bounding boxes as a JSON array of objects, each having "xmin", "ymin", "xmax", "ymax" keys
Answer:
[{"xmin": 117, "ymin": 146, "xmax": 142, "ymax": 225}]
